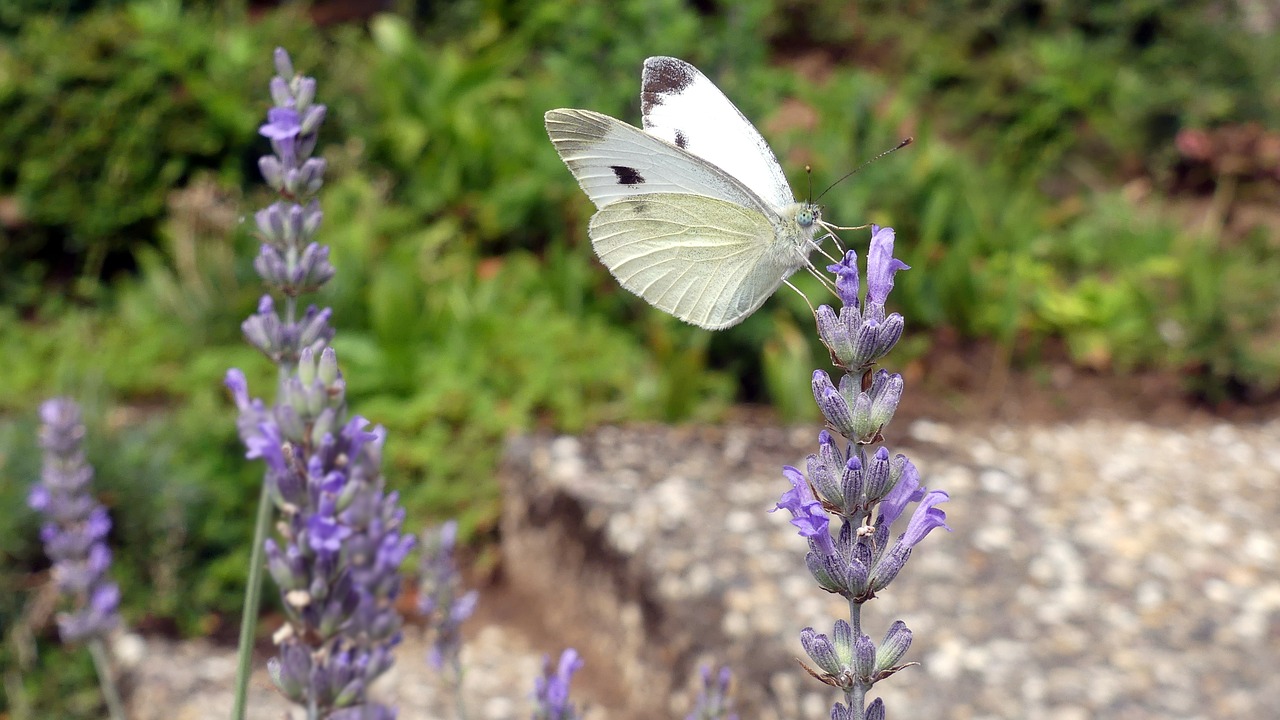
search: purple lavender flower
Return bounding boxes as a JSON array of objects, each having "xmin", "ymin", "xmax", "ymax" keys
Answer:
[
  {"xmin": 229, "ymin": 48, "xmax": 413, "ymax": 720},
  {"xmin": 779, "ymin": 226, "xmax": 948, "ymax": 719},
  {"xmin": 533, "ymin": 649, "xmax": 585, "ymax": 720},
  {"xmin": 29, "ymin": 398, "xmax": 120, "ymax": 645},
  {"xmin": 816, "ymin": 226, "xmax": 908, "ymax": 372},
  {"xmin": 685, "ymin": 665, "xmax": 738, "ymax": 720},
  {"xmin": 419, "ymin": 520, "xmax": 480, "ymax": 671}
]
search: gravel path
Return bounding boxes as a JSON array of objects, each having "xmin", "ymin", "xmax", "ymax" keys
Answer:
[{"xmin": 125, "ymin": 415, "xmax": 1280, "ymax": 719}]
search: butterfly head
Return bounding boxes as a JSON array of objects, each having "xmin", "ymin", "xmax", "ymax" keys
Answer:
[{"xmin": 796, "ymin": 204, "xmax": 821, "ymax": 231}]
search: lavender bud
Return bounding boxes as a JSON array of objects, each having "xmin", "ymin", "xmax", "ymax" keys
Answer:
[
  {"xmin": 866, "ymin": 698, "xmax": 886, "ymax": 720},
  {"xmin": 297, "ymin": 346, "xmax": 318, "ymax": 386},
  {"xmin": 256, "ymin": 202, "xmax": 286, "ymax": 245},
  {"xmin": 294, "ymin": 76, "xmax": 316, "ymax": 110},
  {"xmin": 269, "ymin": 642, "xmax": 311, "ymax": 702},
  {"xmin": 302, "ymin": 200, "xmax": 324, "ymax": 237},
  {"xmin": 864, "ymin": 448, "xmax": 893, "ymax": 502},
  {"xmin": 869, "ymin": 543, "xmax": 911, "ymax": 593},
  {"xmin": 872, "ymin": 314, "xmax": 904, "ymax": 358},
  {"xmin": 815, "ymin": 304, "xmax": 853, "ymax": 362},
  {"xmin": 319, "ymin": 347, "xmax": 340, "ymax": 386},
  {"xmin": 254, "ymin": 245, "xmax": 288, "ymax": 288},
  {"xmin": 853, "ymin": 631, "xmax": 876, "ymax": 680},
  {"xmin": 832, "ymin": 620, "xmax": 854, "ymax": 666},
  {"xmin": 876, "ymin": 621, "xmax": 912, "ymax": 673},
  {"xmin": 806, "ymin": 446, "xmax": 839, "ymax": 510},
  {"xmin": 800, "ymin": 627, "xmax": 842, "ymax": 677},
  {"xmin": 296, "ymin": 242, "xmax": 335, "ymax": 290},
  {"xmin": 866, "ymin": 370, "xmax": 903, "ymax": 434},
  {"xmin": 273, "ymin": 48, "xmax": 295, "ymax": 81},
  {"xmin": 804, "ymin": 551, "xmax": 840, "ymax": 593},
  {"xmin": 261, "ymin": 156, "xmax": 286, "ymax": 193},
  {"xmin": 301, "ymin": 105, "xmax": 327, "ymax": 136},
  {"xmin": 812, "ymin": 370, "xmax": 856, "ymax": 437},
  {"xmin": 296, "ymin": 305, "xmax": 335, "ymax": 349},
  {"xmin": 840, "ymin": 454, "xmax": 865, "ymax": 513}
]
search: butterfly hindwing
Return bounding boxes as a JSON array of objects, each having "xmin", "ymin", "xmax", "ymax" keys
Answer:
[
  {"xmin": 641, "ymin": 56, "xmax": 795, "ymax": 211},
  {"xmin": 588, "ymin": 193, "xmax": 797, "ymax": 329}
]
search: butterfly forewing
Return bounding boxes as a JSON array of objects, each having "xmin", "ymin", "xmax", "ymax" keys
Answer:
[
  {"xmin": 641, "ymin": 57, "xmax": 795, "ymax": 212},
  {"xmin": 544, "ymin": 108, "xmax": 770, "ymax": 214}
]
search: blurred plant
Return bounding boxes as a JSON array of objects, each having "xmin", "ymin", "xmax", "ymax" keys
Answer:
[
  {"xmin": 685, "ymin": 665, "xmax": 738, "ymax": 720},
  {"xmin": 419, "ymin": 520, "xmax": 479, "ymax": 716},
  {"xmin": 0, "ymin": 1, "xmax": 323, "ymax": 303},
  {"xmin": 847, "ymin": 0, "xmax": 1280, "ymax": 188},
  {"xmin": 225, "ymin": 48, "xmax": 412, "ymax": 719},
  {"xmin": 533, "ymin": 648, "xmax": 585, "ymax": 720},
  {"xmin": 26, "ymin": 398, "xmax": 125, "ymax": 720},
  {"xmin": 774, "ymin": 227, "xmax": 950, "ymax": 719}
]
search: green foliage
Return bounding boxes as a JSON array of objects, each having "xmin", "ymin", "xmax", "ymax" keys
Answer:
[
  {"xmin": 847, "ymin": 0, "xmax": 1280, "ymax": 187},
  {"xmin": 0, "ymin": 1, "xmax": 318, "ymax": 303}
]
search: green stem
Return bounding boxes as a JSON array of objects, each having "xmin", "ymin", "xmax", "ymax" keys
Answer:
[
  {"xmin": 451, "ymin": 653, "xmax": 469, "ymax": 720},
  {"xmin": 847, "ymin": 683, "xmax": 866, "ymax": 720},
  {"xmin": 88, "ymin": 638, "xmax": 127, "ymax": 720},
  {"xmin": 847, "ymin": 594, "xmax": 864, "ymax": 719},
  {"xmin": 230, "ymin": 479, "xmax": 274, "ymax": 720}
]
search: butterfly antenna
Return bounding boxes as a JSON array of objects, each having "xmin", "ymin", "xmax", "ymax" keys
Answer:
[
  {"xmin": 806, "ymin": 165, "xmax": 814, "ymax": 204},
  {"xmin": 815, "ymin": 137, "xmax": 914, "ymax": 202}
]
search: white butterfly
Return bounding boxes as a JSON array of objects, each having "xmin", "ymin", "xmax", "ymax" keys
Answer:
[{"xmin": 545, "ymin": 56, "xmax": 827, "ymax": 330}]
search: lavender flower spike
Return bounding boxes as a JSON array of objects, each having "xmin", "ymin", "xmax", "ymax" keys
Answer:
[
  {"xmin": 29, "ymin": 398, "xmax": 120, "ymax": 645},
  {"xmin": 230, "ymin": 49, "xmax": 413, "ymax": 720},
  {"xmin": 686, "ymin": 665, "xmax": 739, "ymax": 720},
  {"xmin": 781, "ymin": 225, "xmax": 950, "ymax": 719},
  {"xmin": 419, "ymin": 520, "xmax": 480, "ymax": 671},
  {"xmin": 534, "ymin": 648, "xmax": 585, "ymax": 720},
  {"xmin": 30, "ymin": 398, "xmax": 128, "ymax": 720}
]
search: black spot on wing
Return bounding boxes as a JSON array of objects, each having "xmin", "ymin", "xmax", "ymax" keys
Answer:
[
  {"xmin": 674, "ymin": 130, "xmax": 688, "ymax": 149},
  {"xmin": 611, "ymin": 165, "xmax": 645, "ymax": 186},
  {"xmin": 641, "ymin": 57, "xmax": 696, "ymax": 117}
]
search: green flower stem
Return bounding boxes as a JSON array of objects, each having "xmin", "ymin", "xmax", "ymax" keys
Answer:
[
  {"xmin": 230, "ymin": 479, "xmax": 273, "ymax": 720},
  {"xmin": 847, "ymin": 594, "xmax": 864, "ymax": 720},
  {"xmin": 451, "ymin": 653, "xmax": 469, "ymax": 720},
  {"xmin": 88, "ymin": 637, "xmax": 127, "ymax": 720}
]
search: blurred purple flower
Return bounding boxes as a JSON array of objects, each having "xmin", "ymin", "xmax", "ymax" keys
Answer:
[
  {"xmin": 685, "ymin": 665, "xmax": 738, "ymax": 720},
  {"xmin": 419, "ymin": 520, "xmax": 479, "ymax": 671},
  {"xmin": 29, "ymin": 398, "xmax": 120, "ymax": 645},
  {"xmin": 533, "ymin": 649, "xmax": 584, "ymax": 720}
]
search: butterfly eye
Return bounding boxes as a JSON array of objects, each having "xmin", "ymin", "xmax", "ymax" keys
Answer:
[{"xmin": 797, "ymin": 207, "xmax": 818, "ymax": 228}]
